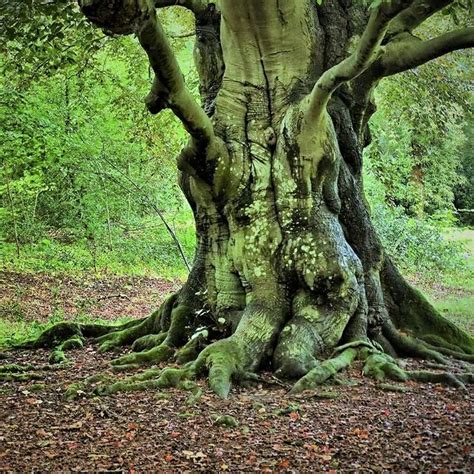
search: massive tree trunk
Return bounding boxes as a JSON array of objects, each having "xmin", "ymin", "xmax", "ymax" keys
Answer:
[{"xmin": 14, "ymin": 0, "xmax": 473, "ymax": 397}]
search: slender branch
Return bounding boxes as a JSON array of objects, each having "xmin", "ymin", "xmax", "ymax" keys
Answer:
[
  {"xmin": 168, "ymin": 30, "xmax": 196, "ymax": 38},
  {"xmin": 96, "ymin": 151, "xmax": 192, "ymax": 272},
  {"xmin": 306, "ymin": 1, "xmax": 412, "ymax": 123},
  {"xmin": 379, "ymin": 27, "xmax": 474, "ymax": 76}
]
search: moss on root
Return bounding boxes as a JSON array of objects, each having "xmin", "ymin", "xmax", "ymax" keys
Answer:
[
  {"xmin": 60, "ymin": 336, "xmax": 84, "ymax": 350},
  {"xmin": 111, "ymin": 343, "xmax": 175, "ymax": 366},
  {"xmin": 0, "ymin": 372, "xmax": 43, "ymax": 382},
  {"xmin": 131, "ymin": 333, "xmax": 167, "ymax": 352},
  {"xmin": 176, "ymin": 335, "xmax": 207, "ymax": 364},
  {"xmin": 9, "ymin": 284, "xmax": 472, "ymax": 400},
  {"xmin": 193, "ymin": 338, "xmax": 245, "ymax": 398},
  {"xmin": 361, "ymin": 351, "xmax": 467, "ymax": 389},
  {"xmin": 290, "ymin": 347, "xmax": 358, "ymax": 394}
]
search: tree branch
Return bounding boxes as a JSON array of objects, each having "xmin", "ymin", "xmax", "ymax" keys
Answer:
[
  {"xmin": 387, "ymin": 0, "xmax": 453, "ymax": 38},
  {"xmin": 154, "ymin": 0, "xmax": 208, "ymax": 14},
  {"xmin": 306, "ymin": 1, "xmax": 412, "ymax": 123},
  {"xmin": 79, "ymin": 0, "xmax": 215, "ymax": 150},
  {"xmin": 379, "ymin": 27, "xmax": 474, "ymax": 76}
]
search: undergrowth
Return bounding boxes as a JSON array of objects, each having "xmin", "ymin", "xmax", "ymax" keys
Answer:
[{"xmin": 0, "ymin": 213, "xmax": 195, "ymax": 279}]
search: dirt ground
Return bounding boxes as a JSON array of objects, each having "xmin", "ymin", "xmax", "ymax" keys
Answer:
[
  {"xmin": 0, "ymin": 272, "xmax": 473, "ymax": 472},
  {"xmin": 0, "ymin": 271, "xmax": 182, "ymax": 323}
]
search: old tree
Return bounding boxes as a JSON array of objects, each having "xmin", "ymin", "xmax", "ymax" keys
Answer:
[{"xmin": 24, "ymin": 0, "xmax": 474, "ymax": 397}]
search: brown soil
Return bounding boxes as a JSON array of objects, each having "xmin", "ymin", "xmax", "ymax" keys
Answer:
[
  {"xmin": 0, "ymin": 271, "xmax": 182, "ymax": 323},
  {"xmin": 0, "ymin": 347, "xmax": 472, "ymax": 472}
]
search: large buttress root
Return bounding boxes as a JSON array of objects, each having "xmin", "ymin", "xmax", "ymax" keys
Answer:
[
  {"xmin": 290, "ymin": 346, "xmax": 359, "ymax": 394},
  {"xmin": 91, "ymin": 287, "xmax": 287, "ymax": 398},
  {"xmin": 382, "ymin": 258, "xmax": 474, "ymax": 355}
]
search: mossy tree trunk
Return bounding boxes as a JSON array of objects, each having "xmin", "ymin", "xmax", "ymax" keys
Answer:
[{"xmin": 18, "ymin": 0, "xmax": 473, "ymax": 397}]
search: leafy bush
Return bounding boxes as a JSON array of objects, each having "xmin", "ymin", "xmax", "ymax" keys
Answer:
[{"xmin": 370, "ymin": 202, "xmax": 467, "ymax": 277}]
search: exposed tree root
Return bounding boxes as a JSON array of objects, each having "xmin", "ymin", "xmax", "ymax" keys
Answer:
[
  {"xmin": 111, "ymin": 344, "xmax": 175, "ymax": 367},
  {"xmin": 0, "ymin": 372, "xmax": 44, "ymax": 382},
  {"xmin": 361, "ymin": 350, "xmax": 467, "ymax": 390},
  {"xmin": 382, "ymin": 322, "xmax": 449, "ymax": 365},
  {"xmin": 0, "ymin": 361, "xmax": 68, "ymax": 382},
  {"xmin": 15, "ymin": 319, "xmax": 145, "ymax": 350},
  {"xmin": 290, "ymin": 347, "xmax": 358, "ymax": 395},
  {"xmin": 5, "ymin": 288, "xmax": 473, "ymax": 399},
  {"xmin": 132, "ymin": 332, "xmax": 168, "ymax": 352}
]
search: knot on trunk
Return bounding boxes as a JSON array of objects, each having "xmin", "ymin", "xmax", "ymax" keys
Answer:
[{"xmin": 264, "ymin": 127, "xmax": 276, "ymax": 148}]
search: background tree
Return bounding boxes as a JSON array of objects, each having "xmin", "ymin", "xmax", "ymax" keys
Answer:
[{"xmin": 10, "ymin": 0, "xmax": 474, "ymax": 397}]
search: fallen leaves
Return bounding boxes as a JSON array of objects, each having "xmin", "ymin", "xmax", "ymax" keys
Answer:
[{"xmin": 0, "ymin": 284, "xmax": 471, "ymax": 472}]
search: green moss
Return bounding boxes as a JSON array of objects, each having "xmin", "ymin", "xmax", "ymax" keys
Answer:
[
  {"xmin": 48, "ymin": 348, "xmax": 67, "ymax": 364},
  {"xmin": 95, "ymin": 379, "xmax": 161, "ymax": 395},
  {"xmin": 290, "ymin": 347, "xmax": 358, "ymax": 394},
  {"xmin": 111, "ymin": 363, "xmax": 142, "ymax": 372},
  {"xmin": 186, "ymin": 387, "xmax": 203, "ymax": 406},
  {"xmin": 212, "ymin": 414, "xmax": 239, "ymax": 428},
  {"xmin": 96, "ymin": 317, "xmax": 153, "ymax": 353},
  {"xmin": 178, "ymin": 379, "xmax": 198, "ymax": 391},
  {"xmin": 409, "ymin": 370, "xmax": 465, "ymax": 389},
  {"xmin": 165, "ymin": 304, "xmax": 192, "ymax": 346},
  {"xmin": 0, "ymin": 363, "xmax": 35, "ymax": 373},
  {"xmin": 64, "ymin": 382, "xmax": 85, "ymax": 400},
  {"xmin": 60, "ymin": 336, "xmax": 84, "ymax": 350},
  {"xmin": 275, "ymin": 404, "xmax": 301, "ymax": 415},
  {"xmin": 198, "ymin": 339, "xmax": 243, "ymax": 398},
  {"xmin": 422, "ymin": 334, "xmax": 468, "ymax": 353},
  {"xmin": 176, "ymin": 336, "xmax": 205, "ymax": 364},
  {"xmin": 362, "ymin": 353, "xmax": 408, "ymax": 382},
  {"xmin": 111, "ymin": 343, "xmax": 174, "ymax": 366},
  {"xmin": 131, "ymin": 333, "xmax": 167, "ymax": 352},
  {"xmin": 376, "ymin": 383, "xmax": 408, "ymax": 392},
  {"xmin": 0, "ymin": 372, "xmax": 42, "ymax": 382},
  {"xmin": 29, "ymin": 383, "xmax": 47, "ymax": 392},
  {"xmin": 156, "ymin": 367, "xmax": 189, "ymax": 387}
]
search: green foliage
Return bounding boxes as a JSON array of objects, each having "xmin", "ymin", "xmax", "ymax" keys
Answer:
[
  {"xmin": 365, "ymin": 161, "xmax": 468, "ymax": 279},
  {"xmin": 0, "ymin": 213, "xmax": 195, "ymax": 278},
  {"xmin": 0, "ymin": 5, "xmax": 197, "ymax": 277},
  {"xmin": 0, "ymin": 0, "xmax": 102, "ymax": 78},
  {"xmin": 366, "ymin": 13, "xmax": 471, "ymax": 220},
  {"xmin": 369, "ymin": 200, "xmax": 467, "ymax": 276},
  {"xmin": 435, "ymin": 297, "xmax": 474, "ymax": 334},
  {"xmin": 363, "ymin": 14, "xmax": 472, "ymax": 282},
  {"xmin": 454, "ymin": 117, "xmax": 474, "ymax": 226},
  {"xmin": 366, "ymin": 70, "xmax": 468, "ymax": 218},
  {"xmin": 0, "ymin": 0, "xmax": 471, "ymax": 290}
]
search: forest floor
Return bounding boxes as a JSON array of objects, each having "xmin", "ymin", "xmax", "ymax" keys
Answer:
[{"xmin": 0, "ymin": 266, "xmax": 473, "ymax": 472}]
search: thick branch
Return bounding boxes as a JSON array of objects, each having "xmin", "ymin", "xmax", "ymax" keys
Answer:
[
  {"xmin": 379, "ymin": 27, "xmax": 474, "ymax": 76},
  {"xmin": 79, "ymin": 0, "xmax": 215, "ymax": 148},
  {"xmin": 307, "ymin": 1, "xmax": 412, "ymax": 122},
  {"xmin": 138, "ymin": 7, "xmax": 214, "ymax": 144},
  {"xmin": 387, "ymin": 0, "xmax": 453, "ymax": 38}
]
